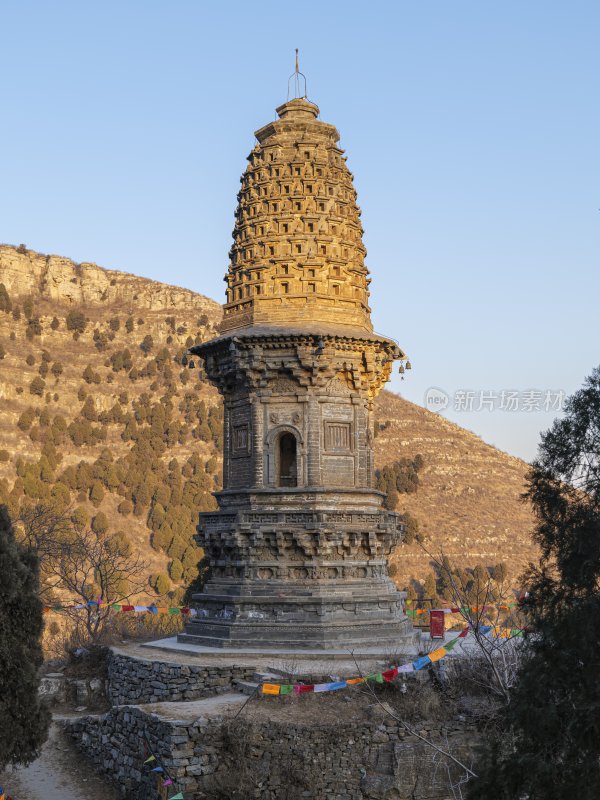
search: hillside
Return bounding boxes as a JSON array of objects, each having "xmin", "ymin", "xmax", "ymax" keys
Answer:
[
  {"xmin": 0, "ymin": 244, "xmax": 538, "ymax": 604},
  {"xmin": 375, "ymin": 391, "xmax": 537, "ymax": 588},
  {"xmin": 0, "ymin": 244, "xmax": 222, "ymax": 604}
]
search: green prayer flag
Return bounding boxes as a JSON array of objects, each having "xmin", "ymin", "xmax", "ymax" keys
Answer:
[
  {"xmin": 367, "ymin": 673, "xmax": 384, "ymax": 683},
  {"xmin": 168, "ymin": 607, "xmax": 181, "ymax": 616},
  {"xmin": 279, "ymin": 685, "xmax": 293, "ymax": 695},
  {"xmin": 169, "ymin": 793, "xmax": 184, "ymax": 799},
  {"xmin": 111, "ymin": 604, "xmax": 122, "ymax": 611},
  {"xmin": 443, "ymin": 637, "xmax": 460, "ymax": 652}
]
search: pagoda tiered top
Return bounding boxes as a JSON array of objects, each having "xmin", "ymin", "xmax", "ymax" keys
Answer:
[{"xmin": 219, "ymin": 97, "xmax": 373, "ymax": 334}]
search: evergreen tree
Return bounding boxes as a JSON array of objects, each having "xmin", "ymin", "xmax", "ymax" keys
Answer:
[
  {"xmin": 469, "ymin": 366, "xmax": 600, "ymax": 799},
  {"xmin": 0, "ymin": 505, "xmax": 50, "ymax": 769}
]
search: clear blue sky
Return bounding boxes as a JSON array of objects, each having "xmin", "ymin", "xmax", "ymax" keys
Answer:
[{"xmin": 1, "ymin": 1, "xmax": 598, "ymax": 461}]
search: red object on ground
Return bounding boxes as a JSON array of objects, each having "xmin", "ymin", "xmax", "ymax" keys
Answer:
[{"xmin": 429, "ymin": 609, "xmax": 445, "ymax": 639}]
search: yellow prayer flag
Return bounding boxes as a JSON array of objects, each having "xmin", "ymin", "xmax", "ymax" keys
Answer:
[
  {"xmin": 156, "ymin": 607, "xmax": 168, "ymax": 614},
  {"xmin": 261, "ymin": 683, "xmax": 281, "ymax": 695},
  {"xmin": 346, "ymin": 677, "xmax": 366, "ymax": 685},
  {"xmin": 428, "ymin": 648, "xmax": 446, "ymax": 663}
]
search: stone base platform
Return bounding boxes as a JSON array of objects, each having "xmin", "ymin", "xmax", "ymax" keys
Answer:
[{"xmin": 143, "ymin": 634, "xmax": 419, "ymax": 662}]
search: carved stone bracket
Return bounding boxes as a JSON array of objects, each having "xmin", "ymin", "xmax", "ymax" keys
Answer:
[{"xmin": 194, "ymin": 331, "xmax": 400, "ymax": 407}]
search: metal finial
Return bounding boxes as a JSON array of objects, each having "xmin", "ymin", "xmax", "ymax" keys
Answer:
[{"xmin": 287, "ymin": 48, "xmax": 307, "ymax": 101}]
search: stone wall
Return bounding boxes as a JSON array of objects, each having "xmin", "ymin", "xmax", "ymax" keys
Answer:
[
  {"xmin": 107, "ymin": 652, "xmax": 255, "ymax": 705},
  {"xmin": 69, "ymin": 702, "xmax": 477, "ymax": 800}
]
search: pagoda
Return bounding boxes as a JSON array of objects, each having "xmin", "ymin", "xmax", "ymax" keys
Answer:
[{"xmin": 180, "ymin": 87, "xmax": 413, "ymax": 649}]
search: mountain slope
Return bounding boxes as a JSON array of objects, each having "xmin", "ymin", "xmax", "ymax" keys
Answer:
[{"xmin": 375, "ymin": 391, "xmax": 537, "ymax": 586}]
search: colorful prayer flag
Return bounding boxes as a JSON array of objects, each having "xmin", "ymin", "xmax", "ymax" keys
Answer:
[
  {"xmin": 293, "ymin": 684, "xmax": 314, "ymax": 694},
  {"xmin": 261, "ymin": 684, "xmax": 281, "ymax": 695},
  {"xmin": 412, "ymin": 655, "xmax": 431, "ymax": 671},
  {"xmin": 144, "ymin": 755, "xmax": 156, "ymax": 764},
  {"xmin": 428, "ymin": 648, "xmax": 445, "ymax": 663}
]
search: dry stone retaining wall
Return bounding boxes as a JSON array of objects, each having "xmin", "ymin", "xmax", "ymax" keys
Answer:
[
  {"xmin": 107, "ymin": 651, "xmax": 255, "ymax": 705},
  {"xmin": 69, "ymin": 703, "xmax": 476, "ymax": 800}
]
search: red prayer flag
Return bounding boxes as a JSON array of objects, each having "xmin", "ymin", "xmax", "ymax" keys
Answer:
[
  {"xmin": 293, "ymin": 684, "xmax": 314, "ymax": 694},
  {"xmin": 122, "ymin": 605, "xmax": 134, "ymax": 612},
  {"xmin": 382, "ymin": 668, "xmax": 398, "ymax": 682}
]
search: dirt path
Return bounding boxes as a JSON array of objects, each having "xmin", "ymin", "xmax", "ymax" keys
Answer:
[{"xmin": 0, "ymin": 719, "xmax": 119, "ymax": 800}]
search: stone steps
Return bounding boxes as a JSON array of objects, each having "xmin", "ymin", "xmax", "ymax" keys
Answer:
[{"xmin": 234, "ymin": 670, "xmax": 281, "ymax": 697}]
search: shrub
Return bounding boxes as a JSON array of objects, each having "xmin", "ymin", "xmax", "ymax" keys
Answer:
[
  {"xmin": 81, "ymin": 397, "xmax": 97, "ymax": 421},
  {"xmin": 51, "ymin": 362, "xmax": 63, "ymax": 378},
  {"xmin": 169, "ymin": 559, "xmax": 183, "ymax": 582},
  {"xmin": 0, "ymin": 344, "xmax": 5, "ymax": 360},
  {"xmin": 50, "ymin": 317, "xmax": 60, "ymax": 330},
  {"xmin": 71, "ymin": 506, "xmax": 89, "ymax": 528},
  {"xmin": 0, "ymin": 450, "xmax": 9, "ymax": 462},
  {"xmin": 117, "ymin": 499, "xmax": 133, "ymax": 516},
  {"xmin": 0, "ymin": 283, "xmax": 11, "ymax": 312},
  {"xmin": 49, "ymin": 482, "xmax": 70, "ymax": 510},
  {"xmin": 140, "ymin": 335, "xmax": 154, "ymax": 355},
  {"xmin": 26, "ymin": 354, "xmax": 35, "ymax": 366},
  {"xmin": 125, "ymin": 316, "xmax": 134, "ymax": 333},
  {"xmin": 22, "ymin": 297, "xmax": 34, "ymax": 318},
  {"xmin": 66, "ymin": 310, "xmax": 86, "ymax": 333},
  {"xmin": 17, "ymin": 408, "xmax": 35, "ymax": 432},
  {"xmin": 26, "ymin": 318, "xmax": 42, "ymax": 339},
  {"xmin": 149, "ymin": 572, "xmax": 170, "ymax": 595},
  {"xmin": 89, "ymin": 481, "xmax": 105, "ymax": 507},
  {"xmin": 29, "ymin": 377, "xmax": 45, "ymax": 396},
  {"xmin": 109, "ymin": 317, "xmax": 120, "ymax": 331},
  {"xmin": 91, "ymin": 512, "xmax": 109, "ymax": 534}
]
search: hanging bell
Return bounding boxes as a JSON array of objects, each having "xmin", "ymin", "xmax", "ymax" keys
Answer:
[
  {"xmin": 406, "ymin": 360, "xmax": 412, "ymax": 370},
  {"xmin": 398, "ymin": 364, "xmax": 405, "ymax": 374}
]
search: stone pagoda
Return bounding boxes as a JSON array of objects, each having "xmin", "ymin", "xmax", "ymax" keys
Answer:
[{"xmin": 180, "ymin": 93, "xmax": 413, "ymax": 649}]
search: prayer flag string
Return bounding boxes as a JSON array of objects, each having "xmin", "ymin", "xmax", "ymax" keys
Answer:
[
  {"xmin": 259, "ymin": 624, "xmax": 524, "ymax": 696},
  {"xmin": 42, "ymin": 601, "xmax": 196, "ymax": 617}
]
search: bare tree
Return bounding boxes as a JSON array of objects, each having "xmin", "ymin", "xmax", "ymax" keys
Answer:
[
  {"xmin": 427, "ymin": 550, "xmax": 526, "ymax": 703},
  {"xmin": 16, "ymin": 502, "xmax": 148, "ymax": 642}
]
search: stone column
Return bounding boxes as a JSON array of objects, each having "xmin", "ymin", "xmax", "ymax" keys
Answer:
[{"xmin": 306, "ymin": 394, "xmax": 321, "ymax": 487}]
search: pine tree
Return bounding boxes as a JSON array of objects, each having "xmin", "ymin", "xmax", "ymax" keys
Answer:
[
  {"xmin": 0, "ymin": 504, "xmax": 50, "ymax": 769},
  {"xmin": 469, "ymin": 366, "xmax": 600, "ymax": 799}
]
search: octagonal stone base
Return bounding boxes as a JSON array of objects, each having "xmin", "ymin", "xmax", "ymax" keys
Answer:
[{"xmin": 180, "ymin": 488, "xmax": 414, "ymax": 650}]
